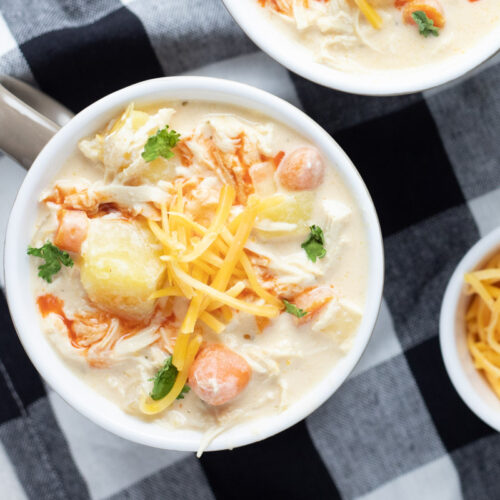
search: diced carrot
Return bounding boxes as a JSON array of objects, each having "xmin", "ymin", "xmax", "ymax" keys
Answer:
[
  {"xmin": 293, "ymin": 285, "xmax": 335, "ymax": 325},
  {"xmin": 402, "ymin": 0, "xmax": 445, "ymax": 28},
  {"xmin": 54, "ymin": 209, "xmax": 89, "ymax": 253},
  {"xmin": 188, "ymin": 344, "xmax": 251, "ymax": 406}
]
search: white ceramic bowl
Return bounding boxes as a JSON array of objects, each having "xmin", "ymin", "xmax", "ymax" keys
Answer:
[
  {"xmin": 4, "ymin": 76, "xmax": 384, "ymax": 451},
  {"xmin": 440, "ymin": 226, "xmax": 500, "ymax": 431},
  {"xmin": 222, "ymin": 0, "xmax": 500, "ymax": 95}
]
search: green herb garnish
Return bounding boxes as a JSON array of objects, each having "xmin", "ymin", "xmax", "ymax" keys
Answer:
[
  {"xmin": 301, "ymin": 225, "xmax": 327, "ymax": 262},
  {"xmin": 142, "ymin": 126, "xmax": 180, "ymax": 162},
  {"xmin": 150, "ymin": 356, "xmax": 190, "ymax": 401},
  {"xmin": 177, "ymin": 385, "xmax": 190, "ymax": 400},
  {"xmin": 27, "ymin": 242, "xmax": 74, "ymax": 283},
  {"xmin": 412, "ymin": 11, "xmax": 439, "ymax": 37},
  {"xmin": 283, "ymin": 299, "xmax": 308, "ymax": 319}
]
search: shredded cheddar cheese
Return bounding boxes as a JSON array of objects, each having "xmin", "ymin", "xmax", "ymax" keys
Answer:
[
  {"xmin": 465, "ymin": 252, "xmax": 500, "ymax": 398},
  {"xmin": 354, "ymin": 0, "xmax": 383, "ymax": 29},
  {"xmin": 172, "ymin": 331, "xmax": 191, "ymax": 371},
  {"xmin": 142, "ymin": 185, "xmax": 283, "ymax": 413},
  {"xmin": 180, "ymin": 185, "xmax": 235, "ymax": 262},
  {"xmin": 199, "ymin": 311, "xmax": 225, "ymax": 333},
  {"xmin": 170, "ymin": 264, "xmax": 279, "ymax": 318}
]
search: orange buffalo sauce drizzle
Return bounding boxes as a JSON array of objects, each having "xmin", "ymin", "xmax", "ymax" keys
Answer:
[
  {"xmin": 37, "ymin": 294, "xmax": 168, "ymax": 354},
  {"xmin": 36, "ymin": 294, "xmax": 84, "ymax": 350}
]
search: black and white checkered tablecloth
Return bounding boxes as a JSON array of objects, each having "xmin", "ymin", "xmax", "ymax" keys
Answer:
[{"xmin": 0, "ymin": 1, "xmax": 499, "ymax": 499}]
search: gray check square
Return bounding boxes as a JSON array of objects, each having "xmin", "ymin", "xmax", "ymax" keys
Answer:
[
  {"xmin": 0, "ymin": 47, "xmax": 34, "ymax": 83},
  {"xmin": 451, "ymin": 434, "xmax": 500, "ymax": 500},
  {"xmin": 427, "ymin": 64, "xmax": 500, "ymax": 201},
  {"xmin": 0, "ymin": 398, "xmax": 89, "ymax": 499},
  {"xmin": 384, "ymin": 204, "xmax": 479, "ymax": 350},
  {"xmin": 307, "ymin": 354, "xmax": 445, "ymax": 499}
]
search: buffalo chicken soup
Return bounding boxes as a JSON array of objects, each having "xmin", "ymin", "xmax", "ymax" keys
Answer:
[
  {"xmin": 29, "ymin": 101, "xmax": 368, "ymax": 453},
  {"xmin": 258, "ymin": 0, "xmax": 499, "ymax": 71}
]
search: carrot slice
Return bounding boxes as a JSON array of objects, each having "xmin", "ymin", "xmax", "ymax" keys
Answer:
[
  {"xmin": 293, "ymin": 286, "xmax": 335, "ymax": 325},
  {"xmin": 402, "ymin": 0, "xmax": 445, "ymax": 28},
  {"xmin": 188, "ymin": 344, "xmax": 251, "ymax": 406}
]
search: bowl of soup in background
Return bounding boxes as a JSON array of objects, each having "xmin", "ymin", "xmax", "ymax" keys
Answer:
[{"xmin": 222, "ymin": 0, "xmax": 500, "ymax": 95}]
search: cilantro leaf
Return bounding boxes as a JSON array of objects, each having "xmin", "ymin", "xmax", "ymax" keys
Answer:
[
  {"xmin": 301, "ymin": 225, "xmax": 327, "ymax": 262},
  {"xmin": 412, "ymin": 11, "xmax": 439, "ymax": 37},
  {"xmin": 27, "ymin": 242, "xmax": 74, "ymax": 283},
  {"xmin": 150, "ymin": 356, "xmax": 189, "ymax": 401},
  {"xmin": 283, "ymin": 299, "xmax": 308, "ymax": 319},
  {"xmin": 142, "ymin": 126, "xmax": 180, "ymax": 162},
  {"xmin": 177, "ymin": 385, "xmax": 190, "ymax": 400}
]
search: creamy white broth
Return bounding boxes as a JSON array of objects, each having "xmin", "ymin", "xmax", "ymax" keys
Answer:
[
  {"xmin": 30, "ymin": 101, "xmax": 368, "ymax": 452},
  {"xmin": 259, "ymin": 0, "xmax": 500, "ymax": 71}
]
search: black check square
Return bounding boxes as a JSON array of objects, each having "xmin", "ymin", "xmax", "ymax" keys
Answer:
[
  {"xmin": 201, "ymin": 421, "xmax": 341, "ymax": 500},
  {"xmin": 20, "ymin": 7, "xmax": 163, "ymax": 112},
  {"xmin": 406, "ymin": 336, "xmax": 494, "ymax": 452},
  {"xmin": 335, "ymin": 101, "xmax": 466, "ymax": 237}
]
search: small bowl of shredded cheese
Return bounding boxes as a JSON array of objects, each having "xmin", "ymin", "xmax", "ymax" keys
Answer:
[{"xmin": 440, "ymin": 226, "xmax": 500, "ymax": 431}]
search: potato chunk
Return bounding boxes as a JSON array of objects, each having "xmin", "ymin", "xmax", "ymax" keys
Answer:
[
  {"xmin": 81, "ymin": 218, "xmax": 165, "ymax": 321},
  {"xmin": 255, "ymin": 193, "xmax": 315, "ymax": 239},
  {"xmin": 259, "ymin": 192, "xmax": 314, "ymax": 225}
]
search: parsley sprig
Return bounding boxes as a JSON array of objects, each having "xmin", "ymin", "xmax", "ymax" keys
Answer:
[
  {"xmin": 142, "ymin": 126, "xmax": 180, "ymax": 162},
  {"xmin": 27, "ymin": 242, "xmax": 74, "ymax": 283},
  {"xmin": 412, "ymin": 11, "xmax": 439, "ymax": 37},
  {"xmin": 283, "ymin": 299, "xmax": 308, "ymax": 319},
  {"xmin": 150, "ymin": 356, "xmax": 190, "ymax": 401},
  {"xmin": 301, "ymin": 225, "xmax": 327, "ymax": 263}
]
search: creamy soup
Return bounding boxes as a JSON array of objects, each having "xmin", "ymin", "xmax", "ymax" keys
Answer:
[
  {"xmin": 258, "ymin": 0, "xmax": 499, "ymax": 71},
  {"xmin": 29, "ymin": 101, "xmax": 368, "ymax": 454}
]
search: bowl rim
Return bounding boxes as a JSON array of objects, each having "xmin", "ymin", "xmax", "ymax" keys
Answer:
[
  {"xmin": 4, "ymin": 76, "xmax": 384, "ymax": 451},
  {"xmin": 222, "ymin": 0, "xmax": 500, "ymax": 96},
  {"xmin": 440, "ymin": 225, "xmax": 500, "ymax": 432}
]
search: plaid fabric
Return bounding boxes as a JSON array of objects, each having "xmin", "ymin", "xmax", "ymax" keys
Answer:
[{"xmin": 1, "ymin": 0, "xmax": 499, "ymax": 498}]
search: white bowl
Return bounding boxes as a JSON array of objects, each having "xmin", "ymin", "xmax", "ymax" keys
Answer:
[
  {"xmin": 222, "ymin": 0, "xmax": 500, "ymax": 95},
  {"xmin": 4, "ymin": 76, "xmax": 384, "ymax": 452},
  {"xmin": 440, "ymin": 226, "xmax": 500, "ymax": 431}
]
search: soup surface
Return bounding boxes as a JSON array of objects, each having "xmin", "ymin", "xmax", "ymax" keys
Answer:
[
  {"xmin": 29, "ymin": 101, "xmax": 368, "ymax": 453},
  {"xmin": 258, "ymin": 0, "xmax": 499, "ymax": 71}
]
